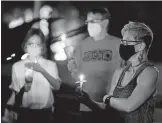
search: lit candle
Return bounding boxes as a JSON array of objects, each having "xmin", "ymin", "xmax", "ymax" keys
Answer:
[
  {"xmin": 61, "ymin": 34, "xmax": 67, "ymax": 42},
  {"xmin": 76, "ymin": 74, "xmax": 87, "ymax": 89},
  {"xmin": 25, "ymin": 67, "xmax": 34, "ymax": 84},
  {"xmin": 34, "ymin": 58, "xmax": 38, "ymax": 63}
]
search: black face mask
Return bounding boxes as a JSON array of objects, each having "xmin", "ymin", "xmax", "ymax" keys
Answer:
[{"xmin": 119, "ymin": 44, "xmax": 136, "ymax": 61}]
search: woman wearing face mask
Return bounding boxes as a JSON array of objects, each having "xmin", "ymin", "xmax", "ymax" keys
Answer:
[
  {"xmin": 76, "ymin": 22, "xmax": 159, "ymax": 123},
  {"xmin": 3, "ymin": 27, "xmax": 61, "ymax": 123}
]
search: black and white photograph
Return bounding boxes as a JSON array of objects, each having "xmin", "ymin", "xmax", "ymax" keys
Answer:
[{"xmin": 1, "ymin": 1, "xmax": 162, "ymax": 123}]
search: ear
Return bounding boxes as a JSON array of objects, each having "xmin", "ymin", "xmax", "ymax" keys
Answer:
[
  {"xmin": 104, "ymin": 19, "xmax": 109, "ymax": 26},
  {"xmin": 103, "ymin": 19, "xmax": 109, "ymax": 29},
  {"xmin": 139, "ymin": 42, "xmax": 146, "ymax": 51}
]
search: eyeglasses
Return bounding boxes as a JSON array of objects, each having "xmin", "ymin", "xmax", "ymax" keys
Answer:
[
  {"xmin": 121, "ymin": 39, "xmax": 143, "ymax": 45},
  {"xmin": 27, "ymin": 43, "xmax": 42, "ymax": 47},
  {"xmin": 85, "ymin": 19, "xmax": 105, "ymax": 25}
]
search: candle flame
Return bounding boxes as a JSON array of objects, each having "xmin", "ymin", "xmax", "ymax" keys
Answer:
[
  {"xmin": 61, "ymin": 34, "xmax": 66, "ymax": 41},
  {"xmin": 75, "ymin": 74, "xmax": 86, "ymax": 88},
  {"xmin": 79, "ymin": 74, "xmax": 84, "ymax": 81}
]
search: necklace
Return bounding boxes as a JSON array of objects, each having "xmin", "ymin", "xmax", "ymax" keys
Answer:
[
  {"xmin": 128, "ymin": 61, "xmax": 147, "ymax": 73},
  {"xmin": 131, "ymin": 61, "xmax": 147, "ymax": 67}
]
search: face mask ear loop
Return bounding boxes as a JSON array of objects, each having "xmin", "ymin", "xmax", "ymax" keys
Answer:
[
  {"xmin": 134, "ymin": 42, "xmax": 143, "ymax": 53},
  {"xmin": 137, "ymin": 44, "xmax": 145, "ymax": 63}
]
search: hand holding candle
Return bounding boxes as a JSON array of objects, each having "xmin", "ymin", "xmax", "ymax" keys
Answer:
[
  {"xmin": 24, "ymin": 66, "xmax": 33, "ymax": 92},
  {"xmin": 25, "ymin": 59, "xmax": 44, "ymax": 73},
  {"xmin": 24, "ymin": 58, "xmax": 37, "ymax": 92},
  {"xmin": 75, "ymin": 74, "xmax": 92, "ymax": 104}
]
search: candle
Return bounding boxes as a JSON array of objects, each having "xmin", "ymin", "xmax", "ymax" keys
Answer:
[
  {"xmin": 25, "ymin": 68, "xmax": 34, "ymax": 84},
  {"xmin": 76, "ymin": 74, "xmax": 87, "ymax": 89},
  {"xmin": 34, "ymin": 57, "xmax": 38, "ymax": 63},
  {"xmin": 61, "ymin": 34, "xmax": 67, "ymax": 42}
]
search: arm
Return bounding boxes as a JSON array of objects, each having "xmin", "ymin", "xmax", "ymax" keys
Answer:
[
  {"xmin": 6, "ymin": 92, "xmax": 16, "ymax": 106},
  {"xmin": 109, "ymin": 66, "xmax": 158, "ymax": 112},
  {"xmin": 92, "ymin": 101, "xmax": 107, "ymax": 109},
  {"xmin": 9, "ymin": 64, "xmax": 20, "ymax": 94},
  {"xmin": 25, "ymin": 61, "xmax": 61, "ymax": 90},
  {"xmin": 76, "ymin": 70, "xmax": 120, "ymax": 110},
  {"xmin": 76, "ymin": 87, "xmax": 106, "ymax": 111},
  {"xmin": 3, "ymin": 64, "xmax": 19, "ymax": 121},
  {"xmin": 7, "ymin": 64, "xmax": 25, "ymax": 106},
  {"xmin": 41, "ymin": 61, "xmax": 61, "ymax": 90},
  {"xmin": 104, "ymin": 70, "xmax": 121, "ymax": 102},
  {"xmin": 85, "ymin": 100, "xmax": 105, "ymax": 111},
  {"xmin": 70, "ymin": 45, "xmax": 82, "ymax": 80}
]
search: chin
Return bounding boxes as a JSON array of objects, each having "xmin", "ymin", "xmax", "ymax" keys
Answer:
[{"xmin": 89, "ymin": 35, "xmax": 96, "ymax": 38}]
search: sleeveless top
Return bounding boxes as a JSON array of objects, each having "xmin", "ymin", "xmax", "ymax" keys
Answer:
[{"xmin": 113, "ymin": 62, "xmax": 156, "ymax": 123}]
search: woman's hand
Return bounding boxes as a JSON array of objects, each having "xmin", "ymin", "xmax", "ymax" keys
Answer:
[
  {"xmin": 76, "ymin": 87, "xmax": 105, "ymax": 111},
  {"xmin": 75, "ymin": 87, "xmax": 91, "ymax": 104},
  {"xmin": 24, "ymin": 83, "xmax": 32, "ymax": 92},
  {"xmin": 2, "ymin": 108, "xmax": 17, "ymax": 123},
  {"xmin": 25, "ymin": 62, "xmax": 44, "ymax": 73}
]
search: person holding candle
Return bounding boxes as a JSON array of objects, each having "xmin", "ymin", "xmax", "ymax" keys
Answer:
[
  {"xmin": 2, "ymin": 27, "xmax": 61, "ymax": 123},
  {"xmin": 76, "ymin": 22, "xmax": 159, "ymax": 123},
  {"xmin": 68, "ymin": 7, "xmax": 123, "ymax": 123}
]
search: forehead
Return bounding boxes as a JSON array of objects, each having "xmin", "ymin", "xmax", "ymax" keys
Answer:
[
  {"xmin": 27, "ymin": 35, "xmax": 42, "ymax": 44},
  {"xmin": 87, "ymin": 12, "xmax": 103, "ymax": 20}
]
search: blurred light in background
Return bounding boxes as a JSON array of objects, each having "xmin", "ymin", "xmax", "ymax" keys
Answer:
[
  {"xmin": 6, "ymin": 57, "xmax": 12, "ymax": 61},
  {"xmin": 11, "ymin": 53, "xmax": 16, "ymax": 57},
  {"xmin": 50, "ymin": 41, "xmax": 65, "ymax": 53},
  {"xmin": 60, "ymin": 34, "xmax": 67, "ymax": 42},
  {"xmin": 9, "ymin": 17, "xmax": 24, "ymax": 29},
  {"xmin": 40, "ymin": 5, "xmax": 52, "ymax": 19},
  {"xmin": 21, "ymin": 53, "xmax": 29, "ymax": 60},
  {"xmin": 24, "ymin": 8, "xmax": 33, "ymax": 23},
  {"xmin": 50, "ymin": 41, "xmax": 67, "ymax": 61},
  {"xmin": 54, "ymin": 51, "xmax": 67, "ymax": 61},
  {"xmin": 32, "ymin": 22, "xmax": 40, "ymax": 29},
  {"xmin": 40, "ymin": 19, "xmax": 49, "ymax": 36}
]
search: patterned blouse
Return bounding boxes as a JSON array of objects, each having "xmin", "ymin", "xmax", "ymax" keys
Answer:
[{"xmin": 113, "ymin": 62, "xmax": 156, "ymax": 123}]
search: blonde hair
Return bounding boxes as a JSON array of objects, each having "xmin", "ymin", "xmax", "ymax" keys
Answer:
[{"xmin": 121, "ymin": 21, "xmax": 153, "ymax": 50}]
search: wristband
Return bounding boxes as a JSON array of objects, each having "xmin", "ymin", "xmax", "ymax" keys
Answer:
[{"xmin": 105, "ymin": 95, "xmax": 113, "ymax": 106}]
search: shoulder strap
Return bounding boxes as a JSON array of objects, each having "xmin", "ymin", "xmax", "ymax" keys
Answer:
[
  {"xmin": 117, "ymin": 62, "xmax": 154, "ymax": 87},
  {"xmin": 132, "ymin": 62, "xmax": 154, "ymax": 80},
  {"xmin": 117, "ymin": 64, "xmax": 131, "ymax": 86}
]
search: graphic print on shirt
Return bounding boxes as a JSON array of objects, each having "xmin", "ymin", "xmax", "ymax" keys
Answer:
[{"xmin": 83, "ymin": 49, "xmax": 112, "ymax": 61}]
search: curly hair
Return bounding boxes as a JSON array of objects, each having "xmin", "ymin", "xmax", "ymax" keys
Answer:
[
  {"xmin": 121, "ymin": 21, "xmax": 153, "ymax": 50},
  {"xmin": 22, "ymin": 27, "xmax": 47, "ymax": 58}
]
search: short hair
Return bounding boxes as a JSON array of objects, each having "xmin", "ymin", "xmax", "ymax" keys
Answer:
[
  {"xmin": 87, "ymin": 7, "xmax": 111, "ymax": 20},
  {"xmin": 121, "ymin": 21, "xmax": 153, "ymax": 50},
  {"xmin": 22, "ymin": 28, "xmax": 47, "ymax": 57}
]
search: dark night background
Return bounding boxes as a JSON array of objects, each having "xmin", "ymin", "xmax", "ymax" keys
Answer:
[
  {"xmin": 1, "ymin": 1, "xmax": 162, "ymax": 122},
  {"xmin": 2, "ymin": 1, "xmax": 162, "ymax": 63}
]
